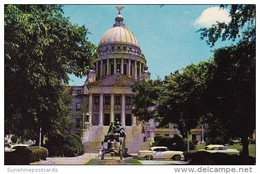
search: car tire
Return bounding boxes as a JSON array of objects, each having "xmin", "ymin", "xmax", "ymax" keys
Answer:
[
  {"xmin": 146, "ymin": 155, "xmax": 153, "ymax": 160},
  {"xmin": 173, "ymin": 155, "xmax": 181, "ymax": 161}
]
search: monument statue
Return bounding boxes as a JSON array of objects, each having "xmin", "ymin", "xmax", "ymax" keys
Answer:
[{"xmin": 100, "ymin": 120, "xmax": 129, "ymax": 160}]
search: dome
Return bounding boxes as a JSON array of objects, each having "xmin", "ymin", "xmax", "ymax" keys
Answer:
[{"xmin": 98, "ymin": 26, "xmax": 140, "ymax": 48}]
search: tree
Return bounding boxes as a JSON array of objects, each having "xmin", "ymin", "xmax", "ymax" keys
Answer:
[
  {"xmin": 157, "ymin": 61, "xmax": 215, "ymax": 137},
  {"xmin": 5, "ymin": 5, "xmax": 96, "ymax": 141},
  {"xmin": 206, "ymin": 40, "xmax": 255, "ymax": 157},
  {"xmin": 198, "ymin": 5, "xmax": 255, "ymax": 157},
  {"xmin": 198, "ymin": 5, "xmax": 255, "ymax": 47},
  {"xmin": 131, "ymin": 79, "xmax": 162, "ymax": 121}
]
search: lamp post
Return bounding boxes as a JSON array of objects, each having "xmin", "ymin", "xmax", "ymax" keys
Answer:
[{"xmin": 82, "ymin": 112, "xmax": 91, "ymax": 130}]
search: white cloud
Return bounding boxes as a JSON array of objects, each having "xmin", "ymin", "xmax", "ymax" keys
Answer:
[{"xmin": 193, "ymin": 7, "xmax": 231, "ymax": 28}]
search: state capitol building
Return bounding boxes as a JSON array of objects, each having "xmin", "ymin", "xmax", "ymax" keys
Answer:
[{"xmin": 69, "ymin": 9, "xmax": 180, "ymax": 153}]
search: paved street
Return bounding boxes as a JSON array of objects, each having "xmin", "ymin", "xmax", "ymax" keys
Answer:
[{"xmin": 139, "ymin": 160, "xmax": 188, "ymax": 165}]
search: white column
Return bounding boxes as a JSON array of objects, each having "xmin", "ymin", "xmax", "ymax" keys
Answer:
[
  {"xmin": 99, "ymin": 94, "xmax": 103, "ymax": 125},
  {"xmin": 134, "ymin": 60, "xmax": 137, "ymax": 80},
  {"xmin": 96, "ymin": 61, "xmax": 98, "ymax": 78},
  {"xmin": 128, "ymin": 59, "xmax": 131, "ymax": 77},
  {"xmin": 107, "ymin": 59, "xmax": 110, "ymax": 75},
  {"xmin": 110, "ymin": 94, "xmax": 114, "ymax": 123},
  {"xmin": 132, "ymin": 114, "xmax": 136, "ymax": 126},
  {"xmin": 139, "ymin": 62, "xmax": 142, "ymax": 80},
  {"xmin": 100, "ymin": 60, "xmax": 103, "ymax": 77},
  {"xmin": 121, "ymin": 59, "xmax": 124, "ymax": 74},
  {"xmin": 89, "ymin": 94, "xmax": 93, "ymax": 125},
  {"xmin": 114, "ymin": 58, "xmax": 117, "ymax": 74},
  {"xmin": 121, "ymin": 94, "xmax": 125, "ymax": 126}
]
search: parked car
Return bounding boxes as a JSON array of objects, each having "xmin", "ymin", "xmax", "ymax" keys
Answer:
[
  {"xmin": 4, "ymin": 144, "xmax": 15, "ymax": 152},
  {"xmin": 138, "ymin": 146, "xmax": 184, "ymax": 160},
  {"xmin": 203, "ymin": 144, "xmax": 240, "ymax": 155}
]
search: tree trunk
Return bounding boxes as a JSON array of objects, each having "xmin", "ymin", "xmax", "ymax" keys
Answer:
[{"xmin": 241, "ymin": 136, "xmax": 249, "ymax": 158}]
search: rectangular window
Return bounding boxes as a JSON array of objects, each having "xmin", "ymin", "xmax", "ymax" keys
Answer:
[
  {"xmin": 123, "ymin": 64, "xmax": 127, "ymax": 75},
  {"xmin": 76, "ymin": 103, "xmax": 81, "ymax": 110},
  {"xmin": 94, "ymin": 96, "xmax": 99, "ymax": 105},
  {"xmin": 105, "ymin": 96, "xmax": 110, "ymax": 105},
  {"xmin": 126, "ymin": 97, "xmax": 131, "ymax": 105},
  {"xmin": 77, "ymin": 89, "xmax": 82, "ymax": 95},
  {"xmin": 125, "ymin": 114, "xmax": 132, "ymax": 126},
  {"xmin": 76, "ymin": 118, "xmax": 80, "ymax": 128},
  {"xmin": 111, "ymin": 64, "xmax": 114, "ymax": 75},
  {"xmin": 116, "ymin": 96, "xmax": 121, "ymax": 105}
]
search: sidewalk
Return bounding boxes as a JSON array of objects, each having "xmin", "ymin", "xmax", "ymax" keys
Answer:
[{"xmin": 30, "ymin": 153, "xmax": 98, "ymax": 165}]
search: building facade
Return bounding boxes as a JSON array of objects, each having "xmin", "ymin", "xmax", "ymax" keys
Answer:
[{"xmin": 70, "ymin": 10, "xmax": 178, "ymax": 153}]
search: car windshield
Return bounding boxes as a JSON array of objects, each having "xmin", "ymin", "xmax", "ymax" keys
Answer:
[
  {"xmin": 12, "ymin": 146, "xmax": 27, "ymax": 150},
  {"xmin": 218, "ymin": 147, "xmax": 227, "ymax": 150}
]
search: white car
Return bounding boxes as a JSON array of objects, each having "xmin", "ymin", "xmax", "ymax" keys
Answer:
[
  {"xmin": 203, "ymin": 144, "xmax": 240, "ymax": 155},
  {"xmin": 138, "ymin": 146, "xmax": 184, "ymax": 160}
]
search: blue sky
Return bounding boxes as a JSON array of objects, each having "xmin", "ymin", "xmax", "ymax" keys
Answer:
[{"xmin": 63, "ymin": 5, "xmax": 233, "ymax": 86}]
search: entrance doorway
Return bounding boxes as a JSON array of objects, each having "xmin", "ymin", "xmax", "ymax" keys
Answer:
[
  {"xmin": 104, "ymin": 114, "xmax": 110, "ymax": 126},
  {"xmin": 115, "ymin": 114, "xmax": 121, "ymax": 123},
  {"xmin": 126, "ymin": 114, "xmax": 132, "ymax": 126}
]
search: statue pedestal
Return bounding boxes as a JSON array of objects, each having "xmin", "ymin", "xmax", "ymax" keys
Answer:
[{"xmin": 98, "ymin": 159, "xmax": 125, "ymax": 165}]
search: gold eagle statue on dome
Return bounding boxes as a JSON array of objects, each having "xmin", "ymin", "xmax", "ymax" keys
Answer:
[{"xmin": 115, "ymin": 6, "xmax": 124, "ymax": 14}]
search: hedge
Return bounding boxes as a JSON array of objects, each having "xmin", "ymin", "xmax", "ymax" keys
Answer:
[
  {"xmin": 5, "ymin": 146, "xmax": 49, "ymax": 165},
  {"xmin": 153, "ymin": 135, "xmax": 195, "ymax": 151},
  {"xmin": 185, "ymin": 151, "xmax": 255, "ymax": 165},
  {"xmin": 45, "ymin": 134, "xmax": 84, "ymax": 157}
]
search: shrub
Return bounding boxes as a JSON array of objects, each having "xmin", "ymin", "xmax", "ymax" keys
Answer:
[
  {"xmin": 5, "ymin": 146, "xmax": 48, "ymax": 164},
  {"xmin": 192, "ymin": 139, "xmax": 198, "ymax": 145},
  {"xmin": 153, "ymin": 135, "xmax": 189, "ymax": 151},
  {"xmin": 214, "ymin": 136, "xmax": 225, "ymax": 145},
  {"xmin": 229, "ymin": 140, "xmax": 234, "ymax": 145},
  {"xmin": 45, "ymin": 134, "xmax": 84, "ymax": 157},
  {"xmin": 185, "ymin": 151, "xmax": 255, "ymax": 165}
]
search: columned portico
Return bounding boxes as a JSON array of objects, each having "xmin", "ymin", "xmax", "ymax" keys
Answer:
[
  {"xmin": 110, "ymin": 94, "xmax": 115, "ymax": 123},
  {"xmin": 121, "ymin": 94, "xmax": 126, "ymax": 126},
  {"xmin": 114, "ymin": 58, "xmax": 117, "ymax": 74},
  {"xmin": 89, "ymin": 93, "xmax": 93, "ymax": 125},
  {"xmin": 101, "ymin": 60, "xmax": 104, "ymax": 77},
  {"xmin": 139, "ymin": 62, "xmax": 142, "ymax": 80},
  {"xmin": 134, "ymin": 60, "xmax": 137, "ymax": 79},
  {"xmin": 128, "ymin": 59, "xmax": 131, "ymax": 77},
  {"xmin": 121, "ymin": 59, "xmax": 124, "ymax": 74},
  {"xmin": 107, "ymin": 59, "xmax": 110, "ymax": 75},
  {"xmin": 99, "ymin": 94, "xmax": 103, "ymax": 125}
]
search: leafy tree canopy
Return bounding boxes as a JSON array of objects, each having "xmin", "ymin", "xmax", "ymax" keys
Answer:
[
  {"xmin": 5, "ymin": 5, "xmax": 96, "ymax": 140},
  {"xmin": 131, "ymin": 79, "xmax": 162, "ymax": 122},
  {"xmin": 198, "ymin": 5, "xmax": 255, "ymax": 46}
]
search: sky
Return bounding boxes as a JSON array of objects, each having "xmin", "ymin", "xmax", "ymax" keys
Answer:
[{"xmin": 63, "ymin": 5, "xmax": 233, "ymax": 86}]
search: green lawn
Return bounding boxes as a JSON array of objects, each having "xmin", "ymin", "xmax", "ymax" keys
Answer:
[
  {"xmin": 195, "ymin": 143, "xmax": 256, "ymax": 158},
  {"xmin": 85, "ymin": 159, "xmax": 142, "ymax": 165}
]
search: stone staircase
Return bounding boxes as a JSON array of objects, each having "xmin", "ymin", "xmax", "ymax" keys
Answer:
[{"xmin": 82, "ymin": 125, "xmax": 150, "ymax": 153}]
